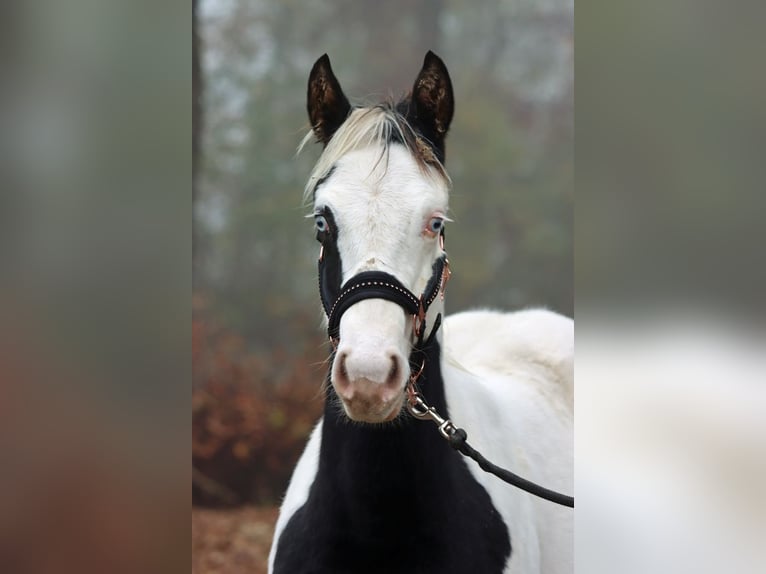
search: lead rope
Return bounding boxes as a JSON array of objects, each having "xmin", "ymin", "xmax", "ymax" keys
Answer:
[{"xmin": 405, "ymin": 373, "xmax": 575, "ymax": 508}]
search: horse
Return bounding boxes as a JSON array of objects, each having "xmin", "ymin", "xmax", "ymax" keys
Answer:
[{"xmin": 268, "ymin": 51, "xmax": 573, "ymax": 574}]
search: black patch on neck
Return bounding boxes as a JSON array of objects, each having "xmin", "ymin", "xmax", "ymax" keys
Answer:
[{"xmin": 273, "ymin": 340, "xmax": 511, "ymax": 574}]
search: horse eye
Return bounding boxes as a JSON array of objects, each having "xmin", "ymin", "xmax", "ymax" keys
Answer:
[
  {"xmin": 428, "ymin": 217, "xmax": 444, "ymax": 234},
  {"xmin": 315, "ymin": 215, "xmax": 328, "ymax": 233}
]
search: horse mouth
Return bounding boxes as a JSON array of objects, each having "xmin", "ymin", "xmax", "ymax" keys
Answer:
[{"xmin": 338, "ymin": 391, "xmax": 405, "ymax": 424}]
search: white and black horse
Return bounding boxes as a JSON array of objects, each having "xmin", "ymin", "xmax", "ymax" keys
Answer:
[{"xmin": 268, "ymin": 52, "xmax": 573, "ymax": 574}]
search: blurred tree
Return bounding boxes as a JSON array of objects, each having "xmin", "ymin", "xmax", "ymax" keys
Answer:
[{"xmin": 193, "ymin": 0, "xmax": 203, "ymax": 282}]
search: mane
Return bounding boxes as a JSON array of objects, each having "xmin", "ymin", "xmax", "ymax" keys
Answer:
[{"xmin": 298, "ymin": 103, "xmax": 451, "ymax": 204}]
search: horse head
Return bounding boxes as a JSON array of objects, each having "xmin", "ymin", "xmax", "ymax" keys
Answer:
[{"xmin": 303, "ymin": 52, "xmax": 454, "ymax": 423}]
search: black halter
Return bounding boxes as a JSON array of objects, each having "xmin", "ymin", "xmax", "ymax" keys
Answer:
[{"xmin": 317, "ymin": 234, "xmax": 450, "ymax": 347}]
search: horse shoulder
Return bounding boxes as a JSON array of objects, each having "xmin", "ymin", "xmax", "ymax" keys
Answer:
[
  {"xmin": 442, "ymin": 308, "xmax": 573, "ymax": 412},
  {"xmin": 268, "ymin": 419, "xmax": 323, "ymax": 573},
  {"xmin": 441, "ymin": 309, "xmax": 573, "ymax": 574}
]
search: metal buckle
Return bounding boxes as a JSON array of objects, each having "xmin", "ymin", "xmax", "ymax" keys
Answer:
[{"xmin": 405, "ymin": 385, "xmax": 457, "ymax": 440}]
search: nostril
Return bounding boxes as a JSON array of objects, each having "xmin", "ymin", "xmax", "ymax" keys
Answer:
[
  {"xmin": 335, "ymin": 351, "xmax": 350, "ymax": 388},
  {"xmin": 386, "ymin": 354, "xmax": 400, "ymax": 386},
  {"xmin": 340, "ymin": 353, "xmax": 348, "ymax": 379}
]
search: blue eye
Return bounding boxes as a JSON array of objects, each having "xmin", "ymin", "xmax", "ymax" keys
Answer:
[
  {"xmin": 428, "ymin": 217, "xmax": 444, "ymax": 234},
  {"xmin": 315, "ymin": 214, "xmax": 328, "ymax": 233}
]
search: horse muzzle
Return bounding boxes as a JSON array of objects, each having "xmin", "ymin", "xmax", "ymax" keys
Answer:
[{"xmin": 330, "ymin": 300, "xmax": 410, "ymax": 423}]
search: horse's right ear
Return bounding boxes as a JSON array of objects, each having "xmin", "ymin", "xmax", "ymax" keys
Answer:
[{"xmin": 307, "ymin": 54, "xmax": 351, "ymax": 145}]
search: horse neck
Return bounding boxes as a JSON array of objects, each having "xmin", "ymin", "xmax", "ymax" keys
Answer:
[{"xmin": 319, "ymin": 337, "xmax": 454, "ymax": 511}]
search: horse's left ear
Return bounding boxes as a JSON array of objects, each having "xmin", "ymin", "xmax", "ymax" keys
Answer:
[
  {"xmin": 407, "ymin": 51, "xmax": 454, "ymax": 159},
  {"xmin": 307, "ymin": 54, "xmax": 351, "ymax": 145}
]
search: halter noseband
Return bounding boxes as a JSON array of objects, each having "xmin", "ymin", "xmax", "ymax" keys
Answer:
[{"xmin": 318, "ymin": 234, "xmax": 450, "ymax": 348}]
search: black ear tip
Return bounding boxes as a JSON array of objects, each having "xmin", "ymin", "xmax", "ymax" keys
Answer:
[
  {"xmin": 312, "ymin": 54, "xmax": 332, "ymax": 74},
  {"xmin": 423, "ymin": 50, "xmax": 446, "ymax": 69}
]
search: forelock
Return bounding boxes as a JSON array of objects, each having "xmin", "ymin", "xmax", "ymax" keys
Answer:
[{"xmin": 299, "ymin": 104, "xmax": 450, "ymax": 205}]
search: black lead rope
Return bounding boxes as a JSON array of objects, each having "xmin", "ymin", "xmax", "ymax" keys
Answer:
[
  {"xmin": 448, "ymin": 429, "xmax": 575, "ymax": 507},
  {"xmin": 405, "ymin": 387, "xmax": 575, "ymax": 508}
]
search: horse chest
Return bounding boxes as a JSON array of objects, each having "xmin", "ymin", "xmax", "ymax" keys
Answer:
[{"xmin": 272, "ymin": 421, "xmax": 511, "ymax": 574}]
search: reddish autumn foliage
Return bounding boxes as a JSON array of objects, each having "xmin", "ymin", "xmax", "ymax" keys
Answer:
[{"xmin": 193, "ymin": 296, "xmax": 326, "ymax": 506}]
